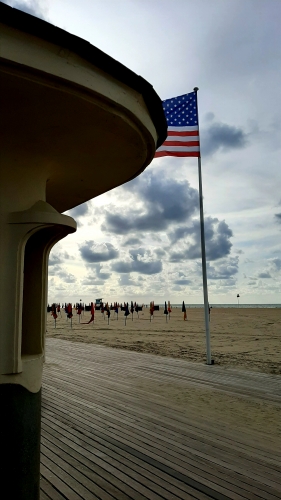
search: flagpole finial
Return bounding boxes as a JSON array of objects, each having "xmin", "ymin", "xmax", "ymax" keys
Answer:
[{"xmin": 193, "ymin": 87, "xmax": 199, "ymax": 92}]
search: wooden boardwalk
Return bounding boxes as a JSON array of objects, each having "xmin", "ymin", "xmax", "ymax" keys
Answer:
[{"xmin": 41, "ymin": 339, "xmax": 281, "ymax": 500}]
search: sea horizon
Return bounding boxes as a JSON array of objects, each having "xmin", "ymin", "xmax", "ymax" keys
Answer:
[{"xmin": 162, "ymin": 303, "xmax": 281, "ymax": 309}]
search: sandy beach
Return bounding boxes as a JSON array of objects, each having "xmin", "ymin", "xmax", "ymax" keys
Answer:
[
  {"xmin": 46, "ymin": 306, "xmax": 281, "ymax": 375},
  {"xmin": 46, "ymin": 306, "xmax": 281, "ymax": 448}
]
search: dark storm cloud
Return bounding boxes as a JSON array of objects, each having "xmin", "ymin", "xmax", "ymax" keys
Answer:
[
  {"xmin": 275, "ymin": 213, "xmax": 281, "ymax": 223},
  {"xmin": 79, "ymin": 241, "xmax": 119, "ymax": 263},
  {"xmin": 102, "ymin": 172, "xmax": 198, "ymax": 234},
  {"xmin": 169, "ymin": 218, "xmax": 233, "ymax": 262},
  {"xmin": 201, "ymin": 121, "xmax": 248, "ymax": 157},
  {"xmin": 2, "ymin": 0, "xmax": 47, "ymax": 19}
]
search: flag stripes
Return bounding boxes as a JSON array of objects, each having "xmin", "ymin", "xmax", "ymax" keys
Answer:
[{"xmin": 154, "ymin": 92, "xmax": 200, "ymax": 158}]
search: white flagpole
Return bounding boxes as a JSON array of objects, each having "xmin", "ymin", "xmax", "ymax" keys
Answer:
[{"xmin": 194, "ymin": 87, "xmax": 212, "ymax": 365}]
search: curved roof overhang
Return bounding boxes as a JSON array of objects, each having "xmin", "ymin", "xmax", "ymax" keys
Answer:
[{"xmin": 0, "ymin": 3, "xmax": 167, "ymax": 213}]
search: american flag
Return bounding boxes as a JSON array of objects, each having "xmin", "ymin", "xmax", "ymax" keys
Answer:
[{"xmin": 155, "ymin": 91, "xmax": 200, "ymax": 158}]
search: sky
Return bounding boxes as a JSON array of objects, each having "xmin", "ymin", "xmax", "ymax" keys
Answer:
[{"xmin": 4, "ymin": 0, "xmax": 281, "ymax": 304}]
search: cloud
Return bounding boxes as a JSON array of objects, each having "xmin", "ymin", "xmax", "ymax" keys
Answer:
[
  {"xmin": 81, "ymin": 278, "xmax": 106, "ymax": 286},
  {"xmin": 112, "ymin": 259, "xmax": 162, "ymax": 275},
  {"xmin": 258, "ymin": 272, "xmax": 272, "ymax": 279},
  {"xmin": 56, "ymin": 271, "xmax": 76, "ymax": 283},
  {"xmin": 275, "ymin": 213, "xmax": 281, "ymax": 223},
  {"xmin": 94, "ymin": 263, "xmax": 111, "ymax": 281},
  {"xmin": 49, "ymin": 265, "xmax": 76, "ymax": 283},
  {"xmin": 67, "ymin": 202, "xmax": 90, "ymax": 219},
  {"xmin": 271, "ymin": 258, "xmax": 281, "ymax": 271},
  {"xmin": 154, "ymin": 248, "xmax": 166, "ymax": 258},
  {"xmin": 206, "ymin": 257, "xmax": 239, "ymax": 280},
  {"xmin": 169, "ymin": 217, "xmax": 233, "ymax": 262},
  {"xmin": 112, "ymin": 248, "xmax": 162, "ymax": 275},
  {"xmin": 244, "ymin": 258, "xmax": 254, "ymax": 264},
  {"xmin": 2, "ymin": 0, "xmax": 48, "ymax": 19},
  {"xmin": 201, "ymin": 121, "xmax": 248, "ymax": 157},
  {"xmin": 49, "ymin": 252, "xmax": 70, "ymax": 266},
  {"xmin": 204, "ymin": 112, "xmax": 215, "ymax": 122},
  {"xmin": 173, "ymin": 279, "xmax": 191, "ymax": 286},
  {"xmin": 123, "ymin": 237, "xmax": 143, "ymax": 246},
  {"xmin": 79, "ymin": 241, "xmax": 119, "ymax": 263},
  {"xmin": 48, "ymin": 265, "xmax": 62, "ymax": 276},
  {"xmin": 118, "ymin": 274, "xmax": 140, "ymax": 287},
  {"xmin": 102, "ymin": 171, "xmax": 198, "ymax": 234}
]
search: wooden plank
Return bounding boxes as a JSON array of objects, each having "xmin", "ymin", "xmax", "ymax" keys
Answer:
[
  {"xmin": 42, "ymin": 430, "xmax": 156, "ymax": 500},
  {"xmin": 42, "ymin": 382, "xmax": 281, "ymax": 484},
  {"xmin": 41, "ymin": 407, "xmax": 281, "ymax": 500},
  {"xmin": 40, "ymin": 463, "xmax": 83, "ymax": 500},
  {"xmin": 40, "ymin": 490, "xmax": 51, "ymax": 500},
  {"xmin": 42, "ymin": 453, "xmax": 103, "ymax": 500},
  {"xmin": 41, "ymin": 339, "xmax": 281, "ymax": 500},
  {"xmin": 41, "ymin": 442, "xmax": 121, "ymax": 500},
  {"xmin": 40, "ymin": 477, "xmax": 68, "ymax": 500},
  {"xmin": 41, "ymin": 403, "xmax": 281, "ymax": 500},
  {"xmin": 43, "ymin": 368, "xmax": 281, "ymax": 464},
  {"xmin": 42, "ymin": 368, "xmax": 280, "ymax": 492},
  {"xmin": 42, "ymin": 419, "xmax": 207, "ymax": 500},
  {"xmin": 42, "ymin": 419, "xmax": 210, "ymax": 500}
]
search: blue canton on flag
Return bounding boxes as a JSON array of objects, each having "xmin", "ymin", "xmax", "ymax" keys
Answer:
[{"xmin": 155, "ymin": 91, "xmax": 200, "ymax": 158}]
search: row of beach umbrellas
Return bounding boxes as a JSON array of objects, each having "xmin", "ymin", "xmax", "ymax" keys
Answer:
[{"xmin": 49, "ymin": 300, "xmax": 192, "ymax": 328}]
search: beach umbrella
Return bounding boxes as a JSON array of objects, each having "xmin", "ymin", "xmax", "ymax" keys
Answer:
[
  {"xmin": 164, "ymin": 301, "xmax": 168, "ymax": 322},
  {"xmin": 182, "ymin": 301, "xmax": 187, "ymax": 321},
  {"xmin": 106, "ymin": 303, "xmax": 110, "ymax": 325},
  {"xmin": 90, "ymin": 302, "xmax": 95, "ymax": 324},
  {"xmin": 101, "ymin": 302, "xmax": 105, "ymax": 319},
  {"xmin": 67, "ymin": 303, "xmax": 73, "ymax": 328},
  {"xmin": 51, "ymin": 303, "xmax": 57, "ymax": 328},
  {"xmin": 130, "ymin": 301, "xmax": 134, "ymax": 320},
  {"xmin": 149, "ymin": 301, "xmax": 154, "ymax": 322},
  {"xmin": 168, "ymin": 300, "xmax": 172, "ymax": 320},
  {"xmin": 77, "ymin": 302, "xmax": 82, "ymax": 323},
  {"xmin": 115, "ymin": 303, "xmax": 119, "ymax": 320},
  {"xmin": 124, "ymin": 302, "xmax": 130, "ymax": 326},
  {"xmin": 81, "ymin": 302, "xmax": 95, "ymax": 324}
]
